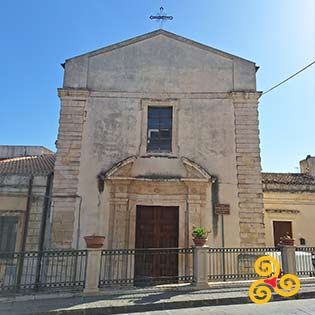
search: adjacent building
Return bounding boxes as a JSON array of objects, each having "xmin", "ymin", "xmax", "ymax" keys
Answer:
[{"xmin": 0, "ymin": 146, "xmax": 54, "ymax": 252}]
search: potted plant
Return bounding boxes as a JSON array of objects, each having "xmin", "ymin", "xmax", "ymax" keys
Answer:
[
  {"xmin": 192, "ymin": 227, "xmax": 210, "ymax": 246},
  {"xmin": 279, "ymin": 232, "xmax": 295, "ymax": 246},
  {"xmin": 83, "ymin": 211, "xmax": 105, "ymax": 249},
  {"xmin": 84, "ymin": 234, "xmax": 106, "ymax": 248}
]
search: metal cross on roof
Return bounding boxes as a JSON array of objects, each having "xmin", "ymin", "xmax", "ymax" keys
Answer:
[{"xmin": 150, "ymin": 7, "xmax": 173, "ymax": 29}]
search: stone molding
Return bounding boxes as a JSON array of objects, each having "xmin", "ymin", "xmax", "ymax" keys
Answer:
[
  {"xmin": 58, "ymin": 88, "xmax": 90, "ymax": 99},
  {"xmin": 265, "ymin": 209, "xmax": 300, "ymax": 215},
  {"xmin": 98, "ymin": 156, "xmax": 216, "ymax": 183},
  {"xmin": 67, "ymin": 29, "xmax": 256, "ymax": 65},
  {"xmin": 231, "ymin": 91, "xmax": 262, "ymax": 102}
]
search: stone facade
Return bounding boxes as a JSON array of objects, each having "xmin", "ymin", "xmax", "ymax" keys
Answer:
[
  {"xmin": 51, "ymin": 30, "xmax": 265, "ymax": 249},
  {"xmin": 51, "ymin": 89, "xmax": 88, "ymax": 248},
  {"xmin": 233, "ymin": 92, "xmax": 265, "ymax": 246}
]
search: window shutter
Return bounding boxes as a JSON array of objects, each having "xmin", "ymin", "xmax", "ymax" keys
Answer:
[{"xmin": 0, "ymin": 217, "xmax": 18, "ymax": 252}]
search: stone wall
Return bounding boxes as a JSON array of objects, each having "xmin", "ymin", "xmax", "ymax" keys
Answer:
[
  {"xmin": 233, "ymin": 92, "xmax": 265, "ymax": 246},
  {"xmin": 51, "ymin": 89, "xmax": 88, "ymax": 248}
]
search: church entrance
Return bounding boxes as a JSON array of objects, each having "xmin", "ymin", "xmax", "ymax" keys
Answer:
[{"xmin": 134, "ymin": 205, "xmax": 179, "ymax": 285}]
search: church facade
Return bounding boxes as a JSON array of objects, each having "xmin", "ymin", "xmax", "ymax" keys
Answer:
[{"xmin": 51, "ymin": 30, "xmax": 265, "ymax": 250}]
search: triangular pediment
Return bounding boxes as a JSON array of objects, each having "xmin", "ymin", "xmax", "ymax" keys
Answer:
[
  {"xmin": 66, "ymin": 30, "xmax": 255, "ymax": 64},
  {"xmin": 63, "ymin": 30, "xmax": 257, "ymax": 92},
  {"xmin": 98, "ymin": 156, "xmax": 216, "ymax": 183}
]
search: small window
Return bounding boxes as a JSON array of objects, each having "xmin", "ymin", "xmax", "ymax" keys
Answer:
[
  {"xmin": 147, "ymin": 106, "xmax": 172, "ymax": 152},
  {"xmin": 0, "ymin": 217, "xmax": 18, "ymax": 253}
]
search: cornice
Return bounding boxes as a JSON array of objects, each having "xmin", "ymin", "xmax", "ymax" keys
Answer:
[
  {"xmin": 231, "ymin": 91, "xmax": 262, "ymax": 102},
  {"xmin": 58, "ymin": 88, "xmax": 90, "ymax": 99}
]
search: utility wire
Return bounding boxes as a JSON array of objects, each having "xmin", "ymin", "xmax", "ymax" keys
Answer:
[{"xmin": 262, "ymin": 60, "xmax": 315, "ymax": 96}]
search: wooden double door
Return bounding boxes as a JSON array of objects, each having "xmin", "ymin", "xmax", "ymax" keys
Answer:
[{"xmin": 134, "ymin": 206, "xmax": 179, "ymax": 285}]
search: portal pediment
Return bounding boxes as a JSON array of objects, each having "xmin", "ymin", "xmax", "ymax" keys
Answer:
[{"xmin": 98, "ymin": 156, "xmax": 216, "ymax": 183}]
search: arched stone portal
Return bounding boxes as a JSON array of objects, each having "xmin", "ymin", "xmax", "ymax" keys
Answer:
[{"xmin": 97, "ymin": 156, "xmax": 216, "ymax": 250}]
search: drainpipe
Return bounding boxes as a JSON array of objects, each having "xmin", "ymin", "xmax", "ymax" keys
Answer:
[
  {"xmin": 20, "ymin": 175, "xmax": 34, "ymax": 251},
  {"xmin": 34, "ymin": 172, "xmax": 53, "ymax": 289},
  {"xmin": 75, "ymin": 195, "xmax": 83, "ymax": 250},
  {"xmin": 16, "ymin": 175, "xmax": 33, "ymax": 291},
  {"xmin": 38, "ymin": 173, "xmax": 54, "ymax": 252}
]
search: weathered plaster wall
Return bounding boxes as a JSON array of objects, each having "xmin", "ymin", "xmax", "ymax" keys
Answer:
[
  {"xmin": 264, "ymin": 191, "xmax": 315, "ymax": 246},
  {"xmin": 53, "ymin": 32, "xmax": 264, "ymax": 249},
  {"xmin": 64, "ymin": 33, "xmax": 256, "ymax": 93},
  {"xmin": 75, "ymin": 94, "xmax": 240, "ymax": 248}
]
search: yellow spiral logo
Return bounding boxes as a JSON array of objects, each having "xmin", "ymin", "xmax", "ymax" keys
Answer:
[{"xmin": 248, "ymin": 255, "xmax": 300, "ymax": 304}]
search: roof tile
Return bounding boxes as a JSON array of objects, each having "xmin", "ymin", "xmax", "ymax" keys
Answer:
[{"xmin": 0, "ymin": 155, "xmax": 55, "ymax": 176}]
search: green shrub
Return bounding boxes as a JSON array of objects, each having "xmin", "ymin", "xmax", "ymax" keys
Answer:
[{"xmin": 192, "ymin": 227, "xmax": 209, "ymax": 239}]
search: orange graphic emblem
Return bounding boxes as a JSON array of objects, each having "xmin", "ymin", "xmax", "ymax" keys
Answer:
[{"xmin": 249, "ymin": 255, "xmax": 300, "ymax": 304}]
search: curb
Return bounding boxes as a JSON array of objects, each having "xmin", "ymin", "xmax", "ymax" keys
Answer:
[
  {"xmin": 34, "ymin": 290, "xmax": 315, "ymax": 315},
  {"xmin": 4, "ymin": 278, "xmax": 315, "ymax": 304}
]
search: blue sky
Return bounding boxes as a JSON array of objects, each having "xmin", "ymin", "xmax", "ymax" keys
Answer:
[{"xmin": 0, "ymin": 0, "xmax": 314, "ymax": 172}]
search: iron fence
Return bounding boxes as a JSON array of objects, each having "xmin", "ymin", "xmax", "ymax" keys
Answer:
[
  {"xmin": 208, "ymin": 247, "xmax": 281, "ymax": 281},
  {"xmin": 99, "ymin": 248, "xmax": 193, "ymax": 287},
  {"xmin": 0, "ymin": 250, "xmax": 87, "ymax": 293},
  {"xmin": 295, "ymin": 247, "xmax": 315, "ymax": 277}
]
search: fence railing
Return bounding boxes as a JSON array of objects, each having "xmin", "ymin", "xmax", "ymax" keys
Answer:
[
  {"xmin": 1, "ymin": 246, "xmax": 315, "ymax": 295},
  {"xmin": 295, "ymin": 247, "xmax": 315, "ymax": 277},
  {"xmin": 0, "ymin": 250, "xmax": 87, "ymax": 293},
  {"xmin": 99, "ymin": 248, "xmax": 193, "ymax": 287},
  {"xmin": 208, "ymin": 247, "xmax": 281, "ymax": 281}
]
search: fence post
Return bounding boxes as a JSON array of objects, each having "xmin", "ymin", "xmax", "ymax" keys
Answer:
[
  {"xmin": 193, "ymin": 246, "xmax": 209, "ymax": 288},
  {"xmin": 280, "ymin": 245, "xmax": 296, "ymax": 275},
  {"xmin": 83, "ymin": 248, "xmax": 102, "ymax": 294}
]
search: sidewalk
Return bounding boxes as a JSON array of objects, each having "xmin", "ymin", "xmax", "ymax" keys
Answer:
[{"xmin": 1, "ymin": 280, "xmax": 315, "ymax": 315}]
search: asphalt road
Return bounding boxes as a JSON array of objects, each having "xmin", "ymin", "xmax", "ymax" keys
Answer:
[{"xmin": 119, "ymin": 298, "xmax": 315, "ymax": 315}]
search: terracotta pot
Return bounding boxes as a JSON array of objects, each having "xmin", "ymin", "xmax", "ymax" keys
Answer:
[
  {"xmin": 84, "ymin": 235, "xmax": 105, "ymax": 248},
  {"xmin": 193, "ymin": 238, "xmax": 207, "ymax": 246},
  {"xmin": 280, "ymin": 239, "xmax": 295, "ymax": 246}
]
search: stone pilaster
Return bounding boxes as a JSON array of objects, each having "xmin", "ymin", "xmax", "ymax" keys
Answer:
[
  {"xmin": 51, "ymin": 89, "xmax": 89, "ymax": 248},
  {"xmin": 193, "ymin": 246, "xmax": 209, "ymax": 288},
  {"xmin": 232, "ymin": 92, "xmax": 265, "ymax": 247},
  {"xmin": 280, "ymin": 245, "xmax": 297, "ymax": 275}
]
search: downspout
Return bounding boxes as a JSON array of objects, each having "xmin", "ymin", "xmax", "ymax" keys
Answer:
[
  {"xmin": 35, "ymin": 172, "xmax": 53, "ymax": 289},
  {"xmin": 38, "ymin": 172, "xmax": 54, "ymax": 252},
  {"xmin": 20, "ymin": 175, "xmax": 34, "ymax": 251},
  {"xmin": 16, "ymin": 175, "xmax": 33, "ymax": 291},
  {"xmin": 76, "ymin": 195, "xmax": 82, "ymax": 250}
]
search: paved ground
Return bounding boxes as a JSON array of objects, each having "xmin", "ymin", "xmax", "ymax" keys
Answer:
[
  {"xmin": 1, "ymin": 281, "xmax": 315, "ymax": 315},
  {"xmin": 116, "ymin": 299, "xmax": 315, "ymax": 315}
]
